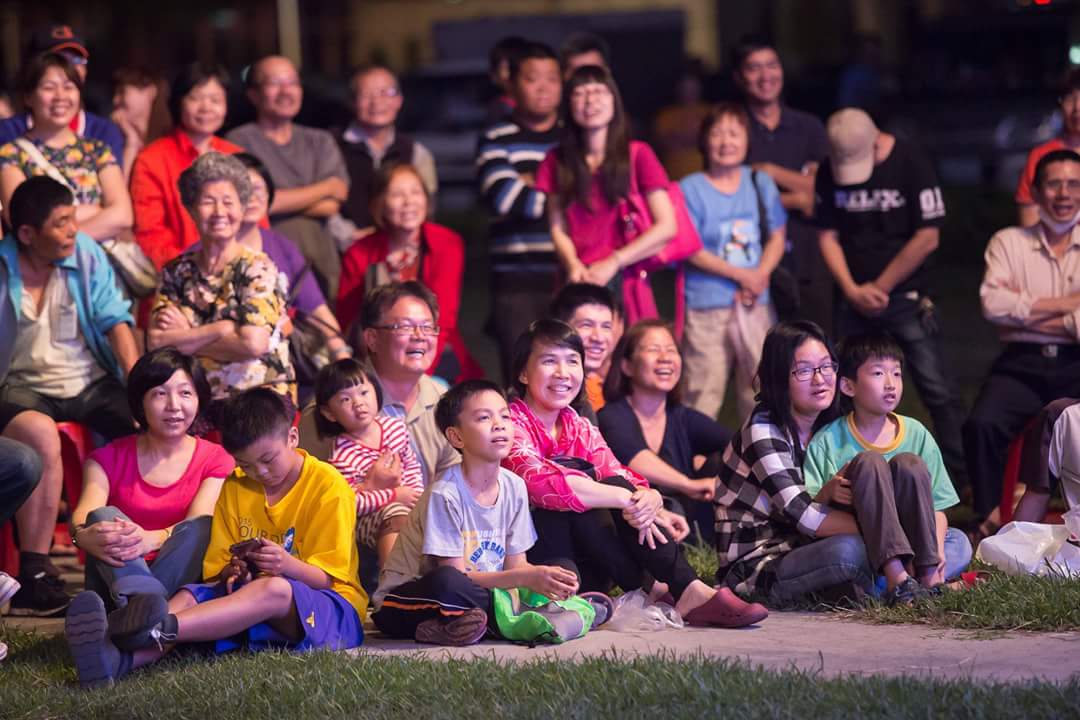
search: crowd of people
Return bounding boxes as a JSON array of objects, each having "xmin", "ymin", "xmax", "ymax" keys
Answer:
[{"xmin": 0, "ymin": 23, "xmax": 1078, "ymax": 687}]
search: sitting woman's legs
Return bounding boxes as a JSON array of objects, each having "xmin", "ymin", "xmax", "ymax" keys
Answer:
[
  {"xmin": 84, "ymin": 507, "xmax": 166, "ymax": 607},
  {"xmin": 767, "ymin": 535, "xmax": 875, "ymax": 605},
  {"xmin": 147, "ymin": 515, "xmax": 212, "ymax": 597},
  {"xmin": 529, "ymin": 507, "xmax": 644, "ymax": 593}
]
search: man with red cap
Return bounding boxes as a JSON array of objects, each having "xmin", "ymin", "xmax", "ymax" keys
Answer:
[
  {"xmin": 814, "ymin": 107, "xmax": 968, "ymax": 496},
  {"xmin": 0, "ymin": 25, "xmax": 123, "ymax": 162}
]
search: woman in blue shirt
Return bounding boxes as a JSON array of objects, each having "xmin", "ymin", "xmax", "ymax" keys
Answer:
[{"xmin": 679, "ymin": 103, "xmax": 786, "ymax": 423}]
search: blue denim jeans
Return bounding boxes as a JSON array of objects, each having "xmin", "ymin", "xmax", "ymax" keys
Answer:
[
  {"xmin": 768, "ymin": 535, "xmax": 876, "ymax": 605},
  {"xmin": 0, "ymin": 437, "xmax": 40, "ymax": 528},
  {"xmin": 84, "ymin": 506, "xmax": 211, "ymax": 609},
  {"xmin": 942, "ymin": 526, "xmax": 973, "ymax": 580},
  {"xmin": 836, "ymin": 295, "xmax": 968, "ymax": 490}
]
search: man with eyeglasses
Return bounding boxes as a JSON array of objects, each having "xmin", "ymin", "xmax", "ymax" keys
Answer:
[
  {"xmin": 227, "ymin": 55, "xmax": 349, "ymax": 303},
  {"xmin": 964, "ymin": 149, "xmax": 1080, "ymax": 526},
  {"xmin": 359, "ymin": 281, "xmax": 460, "ymax": 486},
  {"xmin": 0, "ymin": 25, "xmax": 124, "ymax": 163},
  {"xmin": 335, "ymin": 64, "xmax": 437, "ymax": 247},
  {"xmin": 1016, "ymin": 70, "xmax": 1080, "ymax": 227},
  {"xmin": 816, "ymin": 108, "xmax": 968, "ymax": 498}
]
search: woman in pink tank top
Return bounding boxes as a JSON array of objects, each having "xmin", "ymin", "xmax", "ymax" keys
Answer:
[{"xmin": 71, "ymin": 348, "xmax": 235, "ymax": 609}]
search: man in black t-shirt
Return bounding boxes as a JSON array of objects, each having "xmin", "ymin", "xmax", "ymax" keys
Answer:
[{"xmin": 815, "ymin": 108, "xmax": 967, "ymax": 492}]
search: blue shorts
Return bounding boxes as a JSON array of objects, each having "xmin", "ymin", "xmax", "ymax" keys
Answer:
[{"xmin": 181, "ymin": 578, "xmax": 364, "ymax": 654}]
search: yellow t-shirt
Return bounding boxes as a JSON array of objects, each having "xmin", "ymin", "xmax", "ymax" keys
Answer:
[{"xmin": 202, "ymin": 449, "xmax": 367, "ymax": 618}]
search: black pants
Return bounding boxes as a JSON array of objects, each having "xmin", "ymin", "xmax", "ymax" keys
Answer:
[
  {"xmin": 528, "ymin": 476, "xmax": 699, "ymax": 599},
  {"xmin": 963, "ymin": 344, "xmax": 1080, "ymax": 517},
  {"xmin": 1019, "ymin": 397, "xmax": 1080, "ymax": 495},
  {"xmin": 0, "ymin": 375, "xmax": 134, "ymax": 441},
  {"xmin": 372, "ymin": 566, "xmax": 493, "ymax": 639},
  {"xmin": 0, "ymin": 437, "xmax": 41, "ymax": 528}
]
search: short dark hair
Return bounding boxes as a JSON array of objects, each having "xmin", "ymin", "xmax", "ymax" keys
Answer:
[
  {"xmin": 730, "ymin": 35, "xmax": 778, "ymax": 73},
  {"xmin": 509, "ymin": 41, "xmax": 558, "ymax": 83},
  {"xmin": 836, "ymin": 333, "xmax": 904, "ymax": 381},
  {"xmin": 1033, "ymin": 149, "xmax": 1080, "ymax": 190},
  {"xmin": 435, "ymin": 379, "xmax": 506, "ymax": 442},
  {"xmin": 509, "ymin": 319, "xmax": 585, "ymax": 401},
  {"xmin": 169, "ymin": 62, "xmax": 230, "ymax": 128},
  {"xmin": 234, "ymin": 152, "xmax": 276, "ymax": 208},
  {"xmin": 313, "ymin": 358, "xmax": 383, "ymax": 438},
  {"xmin": 18, "ymin": 52, "xmax": 82, "ymax": 106},
  {"xmin": 127, "ymin": 347, "xmax": 211, "ymax": 432},
  {"xmin": 698, "ymin": 102, "xmax": 750, "ymax": 161},
  {"xmin": 559, "ymin": 32, "xmax": 610, "ymax": 70},
  {"xmin": 756, "ymin": 321, "xmax": 839, "ymax": 445},
  {"xmin": 602, "ymin": 319, "xmax": 683, "ymax": 405},
  {"xmin": 1061, "ymin": 67, "xmax": 1080, "ymax": 99},
  {"xmin": 359, "ymin": 280, "xmax": 440, "ymax": 332},
  {"xmin": 9, "ymin": 176, "xmax": 74, "ymax": 234},
  {"xmin": 549, "ymin": 283, "xmax": 616, "ymax": 323},
  {"xmin": 220, "ymin": 388, "xmax": 295, "ymax": 454},
  {"xmin": 348, "ymin": 63, "xmax": 398, "ymax": 94},
  {"xmin": 489, "ymin": 36, "xmax": 530, "ymax": 75}
]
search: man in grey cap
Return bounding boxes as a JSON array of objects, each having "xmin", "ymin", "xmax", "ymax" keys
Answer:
[{"xmin": 814, "ymin": 108, "xmax": 968, "ymax": 494}]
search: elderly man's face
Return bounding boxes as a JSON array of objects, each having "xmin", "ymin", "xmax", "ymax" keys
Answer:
[
  {"xmin": 352, "ymin": 67, "xmax": 403, "ymax": 130},
  {"xmin": 250, "ymin": 56, "xmax": 302, "ymax": 122},
  {"xmin": 1035, "ymin": 160, "xmax": 1080, "ymax": 223},
  {"xmin": 364, "ymin": 296, "xmax": 438, "ymax": 379}
]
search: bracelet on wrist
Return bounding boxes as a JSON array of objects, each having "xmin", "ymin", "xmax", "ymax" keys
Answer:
[{"xmin": 70, "ymin": 523, "xmax": 85, "ymax": 548}]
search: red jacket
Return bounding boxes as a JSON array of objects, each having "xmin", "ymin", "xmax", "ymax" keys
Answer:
[{"xmin": 336, "ymin": 222, "xmax": 482, "ymax": 381}]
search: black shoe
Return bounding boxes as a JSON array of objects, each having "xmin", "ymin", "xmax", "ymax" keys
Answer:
[
  {"xmin": 883, "ymin": 577, "xmax": 932, "ymax": 607},
  {"xmin": 7, "ymin": 571, "xmax": 71, "ymax": 617},
  {"xmin": 65, "ymin": 592, "xmax": 132, "ymax": 689},
  {"xmin": 108, "ymin": 594, "xmax": 176, "ymax": 651}
]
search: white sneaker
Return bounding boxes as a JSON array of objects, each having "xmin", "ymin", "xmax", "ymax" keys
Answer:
[{"xmin": 0, "ymin": 571, "xmax": 19, "ymax": 609}]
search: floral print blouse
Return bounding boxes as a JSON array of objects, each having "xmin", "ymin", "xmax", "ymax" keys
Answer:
[
  {"xmin": 154, "ymin": 246, "xmax": 293, "ymax": 401},
  {"xmin": 0, "ymin": 136, "xmax": 116, "ymax": 206}
]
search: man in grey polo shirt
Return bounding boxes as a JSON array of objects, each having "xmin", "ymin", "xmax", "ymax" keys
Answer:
[
  {"xmin": 227, "ymin": 55, "xmax": 349, "ymax": 302},
  {"xmin": 733, "ymin": 37, "xmax": 831, "ymax": 331}
]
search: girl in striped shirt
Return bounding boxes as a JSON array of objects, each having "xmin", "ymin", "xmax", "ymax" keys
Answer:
[{"xmin": 315, "ymin": 359, "xmax": 423, "ymax": 564}]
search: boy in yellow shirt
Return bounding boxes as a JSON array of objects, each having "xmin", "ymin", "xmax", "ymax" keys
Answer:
[{"xmin": 65, "ymin": 389, "xmax": 366, "ymax": 688}]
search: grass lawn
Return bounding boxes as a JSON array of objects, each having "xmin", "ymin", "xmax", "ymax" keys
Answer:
[{"xmin": 2, "ymin": 627, "xmax": 1078, "ymax": 720}]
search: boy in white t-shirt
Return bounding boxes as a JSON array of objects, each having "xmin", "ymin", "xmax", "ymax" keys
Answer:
[{"xmin": 371, "ymin": 380, "xmax": 580, "ymax": 646}]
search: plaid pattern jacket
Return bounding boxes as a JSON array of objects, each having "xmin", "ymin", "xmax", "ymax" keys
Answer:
[{"xmin": 715, "ymin": 406, "xmax": 829, "ymax": 597}]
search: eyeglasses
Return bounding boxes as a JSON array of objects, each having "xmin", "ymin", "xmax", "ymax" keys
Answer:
[
  {"xmin": 791, "ymin": 362, "xmax": 838, "ymax": 382},
  {"xmin": 358, "ymin": 88, "xmax": 401, "ymax": 102},
  {"xmin": 373, "ymin": 322, "xmax": 439, "ymax": 337}
]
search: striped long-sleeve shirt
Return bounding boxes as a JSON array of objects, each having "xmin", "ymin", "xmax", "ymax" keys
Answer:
[
  {"xmin": 329, "ymin": 415, "xmax": 424, "ymax": 516},
  {"xmin": 475, "ymin": 119, "xmax": 560, "ymax": 274}
]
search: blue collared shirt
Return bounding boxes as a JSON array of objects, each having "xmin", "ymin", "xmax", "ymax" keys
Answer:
[{"xmin": 0, "ymin": 231, "xmax": 132, "ymax": 386}]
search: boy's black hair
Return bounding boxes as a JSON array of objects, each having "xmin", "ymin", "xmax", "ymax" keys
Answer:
[
  {"xmin": 509, "ymin": 318, "xmax": 585, "ymax": 402},
  {"xmin": 9, "ymin": 176, "xmax": 74, "ymax": 234},
  {"xmin": 435, "ymin": 379, "xmax": 507, "ymax": 442},
  {"xmin": 313, "ymin": 358, "xmax": 384, "ymax": 439},
  {"xmin": 509, "ymin": 41, "xmax": 558, "ymax": 83},
  {"xmin": 489, "ymin": 35, "xmax": 529, "ymax": 75},
  {"xmin": 558, "ymin": 32, "xmax": 611, "ymax": 70},
  {"xmin": 730, "ymin": 35, "xmax": 778, "ymax": 73},
  {"xmin": 1033, "ymin": 148, "xmax": 1080, "ymax": 190},
  {"xmin": 836, "ymin": 333, "xmax": 905, "ymax": 381},
  {"xmin": 220, "ymin": 388, "xmax": 295, "ymax": 454},
  {"xmin": 127, "ymin": 347, "xmax": 212, "ymax": 432},
  {"xmin": 548, "ymin": 282, "xmax": 617, "ymax": 323}
]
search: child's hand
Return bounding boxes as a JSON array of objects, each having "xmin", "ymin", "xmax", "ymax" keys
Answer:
[
  {"xmin": 221, "ymin": 556, "xmax": 252, "ymax": 594},
  {"xmin": 524, "ymin": 565, "xmax": 579, "ymax": 601},
  {"xmin": 367, "ymin": 451, "xmax": 403, "ymax": 490},
  {"xmin": 393, "ymin": 483, "xmax": 421, "ymax": 509},
  {"xmin": 248, "ymin": 539, "xmax": 293, "ymax": 577}
]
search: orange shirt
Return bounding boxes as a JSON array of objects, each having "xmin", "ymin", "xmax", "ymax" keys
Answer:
[
  {"xmin": 130, "ymin": 129, "xmax": 245, "ymax": 269},
  {"xmin": 585, "ymin": 374, "xmax": 605, "ymax": 413}
]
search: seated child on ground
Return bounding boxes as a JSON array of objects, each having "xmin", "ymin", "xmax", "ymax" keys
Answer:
[
  {"xmin": 64, "ymin": 389, "xmax": 366, "ymax": 688},
  {"xmin": 803, "ymin": 333, "xmax": 972, "ymax": 584},
  {"xmin": 316, "ymin": 358, "xmax": 423, "ymax": 565},
  {"xmin": 371, "ymin": 379, "xmax": 581, "ymax": 646}
]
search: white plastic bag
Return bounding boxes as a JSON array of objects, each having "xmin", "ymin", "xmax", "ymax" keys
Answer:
[
  {"xmin": 604, "ymin": 590, "xmax": 684, "ymax": 632},
  {"xmin": 975, "ymin": 520, "xmax": 1080, "ymax": 577}
]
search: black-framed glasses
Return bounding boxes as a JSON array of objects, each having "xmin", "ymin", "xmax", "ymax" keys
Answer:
[
  {"xmin": 372, "ymin": 322, "xmax": 439, "ymax": 337},
  {"xmin": 791, "ymin": 362, "xmax": 838, "ymax": 382}
]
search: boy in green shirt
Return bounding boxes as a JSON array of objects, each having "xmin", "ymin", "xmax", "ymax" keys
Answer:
[{"xmin": 804, "ymin": 333, "xmax": 972, "ymax": 584}]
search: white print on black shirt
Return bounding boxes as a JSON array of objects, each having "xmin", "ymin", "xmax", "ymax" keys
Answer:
[{"xmin": 833, "ymin": 186, "xmax": 945, "ymax": 221}]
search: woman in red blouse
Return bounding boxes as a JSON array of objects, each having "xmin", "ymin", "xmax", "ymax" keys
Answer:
[
  {"xmin": 502, "ymin": 318, "xmax": 767, "ymax": 627},
  {"xmin": 337, "ymin": 163, "xmax": 481, "ymax": 382}
]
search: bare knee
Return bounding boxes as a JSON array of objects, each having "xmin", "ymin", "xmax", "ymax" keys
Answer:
[
  {"xmin": 247, "ymin": 576, "xmax": 294, "ymax": 610},
  {"xmin": 168, "ymin": 588, "xmax": 199, "ymax": 614},
  {"xmin": 3, "ymin": 411, "xmax": 61, "ymax": 471}
]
